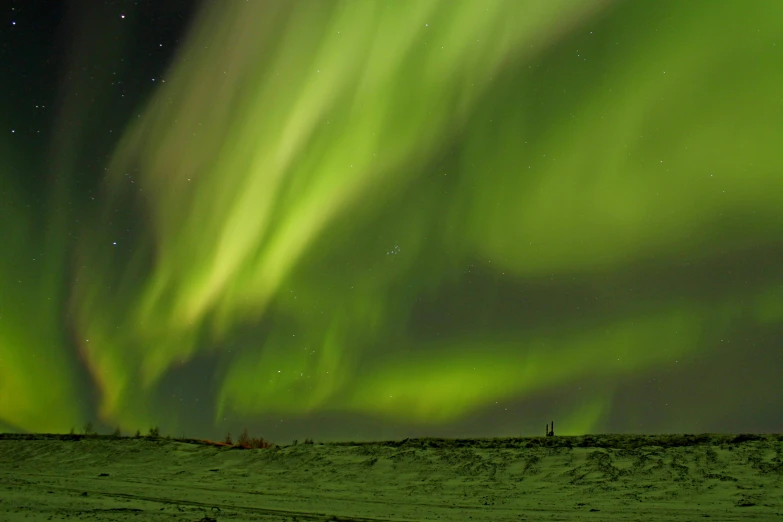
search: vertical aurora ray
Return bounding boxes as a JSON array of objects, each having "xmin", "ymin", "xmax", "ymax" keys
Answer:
[{"xmin": 0, "ymin": 147, "xmax": 81, "ymax": 433}]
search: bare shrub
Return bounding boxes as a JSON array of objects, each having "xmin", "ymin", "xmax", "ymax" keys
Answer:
[
  {"xmin": 250, "ymin": 436, "xmax": 272, "ymax": 449},
  {"xmin": 237, "ymin": 427, "xmax": 251, "ymax": 448}
]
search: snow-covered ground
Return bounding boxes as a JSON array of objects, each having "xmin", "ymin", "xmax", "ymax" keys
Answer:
[{"xmin": 0, "ymin": 433, "xmax": 781, "ymax": 521}]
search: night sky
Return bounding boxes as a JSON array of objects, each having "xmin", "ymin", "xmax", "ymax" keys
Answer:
[{"xmin": 1, "ymin": 0, "xmax": 782, "ymax": 444}]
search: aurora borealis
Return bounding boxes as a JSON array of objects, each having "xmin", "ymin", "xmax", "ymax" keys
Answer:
[{"xmin": 1, "ymin": 0, "xmax": 782, "ymax": 443}]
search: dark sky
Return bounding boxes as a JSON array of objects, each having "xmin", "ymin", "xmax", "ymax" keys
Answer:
[{"xmin": 1, "ymin": 0, "xmax": 782, "ymax": 444}]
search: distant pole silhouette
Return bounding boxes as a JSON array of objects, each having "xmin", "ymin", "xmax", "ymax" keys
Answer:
[{"xmin": 546, "ymin": 420, "xmax": 555, "ymax": 437}]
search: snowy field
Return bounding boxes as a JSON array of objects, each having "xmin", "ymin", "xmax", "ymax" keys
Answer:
[{"xmin": 0, "ymin": 433, "xmax": 781, "ymax": 521}]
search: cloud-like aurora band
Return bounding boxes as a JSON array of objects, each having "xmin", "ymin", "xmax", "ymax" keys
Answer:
[{"xmin": 3, "ymin": 0, "xmax": 782, "ymax": 437}]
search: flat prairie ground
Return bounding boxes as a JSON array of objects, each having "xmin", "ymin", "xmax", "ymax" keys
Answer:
[{"xmin": 0, "ymin": 433, "xmax": 781, "ymax": 521}]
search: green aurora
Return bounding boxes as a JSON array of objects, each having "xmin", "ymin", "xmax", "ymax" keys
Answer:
[{"xmin": 1, "ymin": 0, "xmax": 782, "ymax": 441}]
